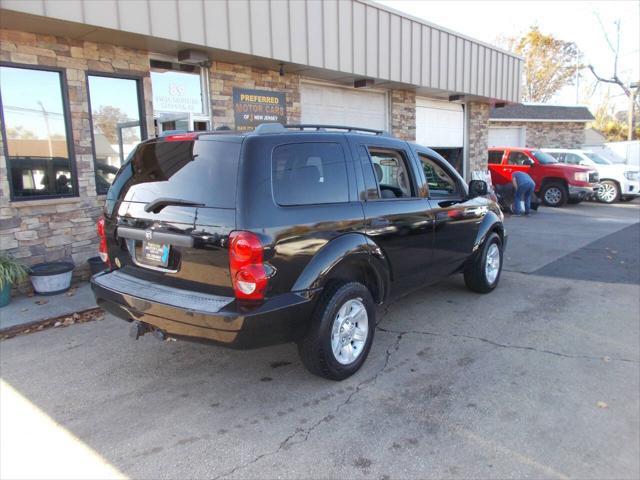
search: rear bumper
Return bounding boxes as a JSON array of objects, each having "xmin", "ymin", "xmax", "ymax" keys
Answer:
[
  {"xmin": 91, "ymin": 270, "xmax": 315, "ymax": 349},
  {"xmin": 620, "ymin": 178, "xmax": 640, "ymax": 197}
]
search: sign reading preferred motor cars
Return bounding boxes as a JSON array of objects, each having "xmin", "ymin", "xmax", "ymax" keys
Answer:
[{"xmin": 233, "ymin": 88, "xmax": 286, "ymax": 131}]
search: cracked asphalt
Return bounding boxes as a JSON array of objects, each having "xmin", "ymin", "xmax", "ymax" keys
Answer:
[{"xmin": 1, "ymin": 201, "xmax": 639, "ymax": 479}]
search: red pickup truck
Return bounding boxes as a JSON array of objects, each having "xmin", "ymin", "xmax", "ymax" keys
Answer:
[{"xmin": 488, "ymin": 147, "xmax": 599, "ymax": 207}]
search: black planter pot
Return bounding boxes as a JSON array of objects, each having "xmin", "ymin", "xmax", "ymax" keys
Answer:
[{"xmin": 87, "ymin": 256, "xmax": 107, "ymax": 275}]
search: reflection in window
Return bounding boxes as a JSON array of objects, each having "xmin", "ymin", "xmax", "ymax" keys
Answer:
[
  {"xmin": 0, "ymin": 66, "xmax": 76, "ymax": 199},
  {"xmin": 87, "ymin": 75, "xmax": 143, "ymax": 194}
]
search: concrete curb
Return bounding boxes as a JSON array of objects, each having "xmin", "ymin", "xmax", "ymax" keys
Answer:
[{"xmin": 0, "ymin": 307, "xmax": 104, "ymax": 340}]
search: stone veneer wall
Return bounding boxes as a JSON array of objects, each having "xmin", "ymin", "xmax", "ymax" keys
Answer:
[
  {"xmin": 390, "ymin": 89, "xmax": 416, "ymax": 141},
  {"xmin": 467, "ymin": 101, "xmax": 490, "ymax": 176},
  {"xmin": 209, "ymin": 61, "xmax": 301, "ymax": 128},
  {"xmin": 0, "ymin": 29, "xmax": 154, "ymax": 293},
  {"xmin": 490, "ymin": 121, "xmax": 587, "ymax": 149}
]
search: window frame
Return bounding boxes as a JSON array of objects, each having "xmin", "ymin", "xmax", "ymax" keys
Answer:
[
  {"xmin": 270, "ymin": 141, "xmax": 351, "ymax": 207},
  {"xmin": 416, "ymin": 151, "xmax": 464, "ymax": 199},
  {"xmin": 507, "ymin": 150, "xmax": 532, "ymax": 166},
  {"xmin": 0, "ymin": 61, "xmax": 79, "ymax": 202},
  {"xmin": 86, "ymin": 71, "xmax": 148, "ymax": 196},
  {"xmin": 359, "ymin": 144, "xmax": 420, "ymax": 202}
]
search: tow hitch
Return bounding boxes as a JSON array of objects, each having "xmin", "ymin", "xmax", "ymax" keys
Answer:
[{"xmin": 129, "ymin": 321, "xmax": 167, "ymax": 341}]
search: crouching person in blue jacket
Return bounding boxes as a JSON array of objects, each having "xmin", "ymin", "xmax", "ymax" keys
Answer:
[{"xmin": 512, "ymin": 171, "xmax": 536, "ymax": 216}]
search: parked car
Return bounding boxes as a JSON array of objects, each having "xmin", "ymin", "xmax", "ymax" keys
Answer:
[
  {"xmin": 488, "ymin": 147, "xmax": 599, "ymax": 207},
  {"xmin": 542, "ymin": 148, "xmax": 639, "ymax": 204},
  {"xmin": 91, "ymin": 124, "xmax": 507, "ymax": 380}
]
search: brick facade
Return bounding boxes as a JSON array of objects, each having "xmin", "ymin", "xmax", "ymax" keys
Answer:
[
  {"xmin": 467, "ymin": 101, "xmax": 490, "ymax": 175},
  {"xmin": 490, "ymin": 121, "xmax": 587, "ymax": 149},
  {"xmin": 390, "ymin": 89, "xmax": 416, "ymax": 141},
  {"xmin": 0, "ymin": 29, "xmax": 153, "ymax": 293},
  {"xmin": 209, "ymin": 61, "xmax": 301, "ymax": 129}
]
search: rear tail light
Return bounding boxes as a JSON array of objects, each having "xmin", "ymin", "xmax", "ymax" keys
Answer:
[
  {"xmin": 96, "ymin": 217, "xmax": 110, "ymax": 266},
  {"xmin": 229, "ymin": 231, "xmax": 267, "ymax": 300},
  {"xmin": 164, "ymin": 132, "xmax": 199, "ymax": 142}
]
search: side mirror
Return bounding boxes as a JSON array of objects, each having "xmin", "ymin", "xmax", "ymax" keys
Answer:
[
  {"xmin": 523, "ymin": 158, "xmax": 534, "ymax": 166},
  {"xmin": 468, "ymin": 179, "xmax": 488, "ymax": 197}
]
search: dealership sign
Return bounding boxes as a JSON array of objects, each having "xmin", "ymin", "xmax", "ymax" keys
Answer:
[{"xmin": 233, "ymin": 88, "xmax": 286, "ymax": 131}]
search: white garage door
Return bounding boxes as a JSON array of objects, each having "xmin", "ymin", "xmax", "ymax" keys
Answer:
[
  {"xmin": 300, "ymin": 83, "xmax": 387, "ymax": 131},
  {"xmin": 416, "ymin": 98, "xmax": 464, "ymax": 148},
  {"xmin": 488, "ymin": 127, "xmax": 525, "ymax": 147}
]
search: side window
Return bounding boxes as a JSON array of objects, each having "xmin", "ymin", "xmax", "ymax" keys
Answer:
[
  {"xmin": 272, "ymin": 142, "xmax": 349, "ymax": 206},
  {"xmin": 488, "ymin": 150, "xmax": 504, "ymax": 164},
  {"xmin": 508, "ymin": 151, "xmax": 531, "ymax": 166},
  {"xmin": 358, "ymin": 145, "xmax": 380, "ymax": 200},
  {"xmin": 367, "ymin": 148, "xmax": 415, "ymax": 199},
  {"xmin": 563, "ymin": 153, "xmax": 581, "ymax": 164},
  {"xmin": 419, "ymin": 154, "xmax": 460, "ymax": 197}
]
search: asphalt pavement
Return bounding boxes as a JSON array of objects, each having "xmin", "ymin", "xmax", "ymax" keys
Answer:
[{"xmin": 1, "ymin": 200, "xmax": 639, "ymax": 479}]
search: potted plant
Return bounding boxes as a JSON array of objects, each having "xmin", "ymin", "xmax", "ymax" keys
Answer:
[{"xmin": 0, "ymin": 254, "xmax": 29, "ymax": 308}]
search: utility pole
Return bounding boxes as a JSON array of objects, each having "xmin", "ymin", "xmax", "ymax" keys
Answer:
[{"xmin": 37, "ymin": 101, "xmax": 53, "ymax": 157}]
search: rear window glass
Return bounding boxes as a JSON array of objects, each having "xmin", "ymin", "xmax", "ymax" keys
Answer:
[
  {"xmin": 121, "ymin": 140, "xmax": 240, "ymax": 208},
  {"xmin": 272, "ymin": 143, "xmax": 349, "ymax": 206},
  {"xmin": 488, "ymin": 151, "xmax": 504, "ymax": 164}
]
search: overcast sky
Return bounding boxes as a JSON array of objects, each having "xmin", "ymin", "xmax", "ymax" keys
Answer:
[{"xmin": 376, "ymin": 0, "xmax": 639, "ymax": 111}]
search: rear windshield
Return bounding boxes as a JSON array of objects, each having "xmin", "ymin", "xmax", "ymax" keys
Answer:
[{"xmin": 117, "ymin": 139, "xmax": 240, "ymax": 208}]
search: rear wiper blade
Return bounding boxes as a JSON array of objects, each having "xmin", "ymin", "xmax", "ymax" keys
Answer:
[{"xmin": 144, "ymin": 197, "xmax": 205, "ymax": 213}]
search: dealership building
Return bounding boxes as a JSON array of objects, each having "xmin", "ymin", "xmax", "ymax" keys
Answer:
[{"xmin": 0, "ymin": 0, "xmax": 521, "ymax": 286}]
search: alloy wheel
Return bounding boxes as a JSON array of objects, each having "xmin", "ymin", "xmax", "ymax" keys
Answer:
[
  {"xmin": 544, "ymin": 187, "xmax": 562, "ymax": 205},
  {"xmin": 330, "ymin": 298, "xmax": 369, "ymax": 365},
  {"xmin": 485, "ymin": 243, "xmax": 501, "ymax": 285}
]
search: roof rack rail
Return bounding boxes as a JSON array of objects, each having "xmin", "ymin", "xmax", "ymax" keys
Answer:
[
  {"xmin": 285, "ymin": 124, "xmax": 391, "ymax": 136},
  {"xmin": 253, "ymin": 123, "xmax": 288, "ymax": 134}
]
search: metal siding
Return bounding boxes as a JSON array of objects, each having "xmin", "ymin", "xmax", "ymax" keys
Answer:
[
  {"xmin": 365, "ymin": 5, "xmax": 378, "ymax": 77},
  {"xmin": 439, "ymin": 31, "xmax": 447, "ymax": 89},
  {"xmin": 84, "ymin": 0, "xmax": 118, "ymax": 29},
  {"xmin": 389, "ymin": 14, "xmax": 401, "ymax": 81},
  {"xmin": 400, "ymin": 17, "xmax": 411, "ymax": 83},
  {"xmin": 149, "ymin": 0, "xmax": 179, "ymax": 40},
  {"xmin": 463, "ymin": 39, "xmax": 471, "ymax": 93},
  {"xmin": 338, "ymin": 0, "xmax": 352, "ymax": 72},
  {"xmin": 323, "ymin": 0, "xmax": 339, "ymax": 71},
  {"xmin": 421, "ymin": 25, "xmax": 431, "ymax": 88},
  {"xmin": 203, "ymin": 0, "xmax": 229, "ymax": 50},
  {"xmin": 1, "ymin": 0, "xmax": 44, "ymax": 16},
  {"xmin": 352, "ymin": 1, "xmax": 366, "ymax": 75},
  {"xmin": 455, "ymin": 36, "xmax": 463, "ymax": 92},
  {"xmin": 447, "ymin": 34, "xmax": 456, "ymax": 90},
  {"xmin": 117, "ymin": 0, "xmax": 150, "ymax": 36},
  {"xmin": 289, "ymin": 0, "xmax": 308, "ymax": 64},
  {"xmin": 5, "ymin": 0, "xmax": 522, "ymax": 102},
  {"xmin": 411, "ymin": 21, "xmax": 421, "ymax": 85},
  {"xmin": 43, "ymin": 0, "xmax": 80, "ymax": 22},
  {"xmin": 306, "ymin": 0, "xmax": 323, "ymax": 67},
  {"xmin": 227, "ymin": 0, "xmax": 251, "ymax": 54},
  {"xmin": 377, "ymin": 10, "xmax": 389, "ymax": 80},
  {"xmin": 250, "ymin": 0, "xmax": 271, "ymax": 58},
  {"xmin": 430, "ymin": 28, "xmax": 439, "ymax": 88},
  {"xmin": 178, "ymin": 0, "xmax": 205, "ymax": 45}
]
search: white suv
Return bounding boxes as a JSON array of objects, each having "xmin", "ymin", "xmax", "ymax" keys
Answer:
[{"xmin": 542, "ymin": 149, "xmax": 639, "ymax": 203}]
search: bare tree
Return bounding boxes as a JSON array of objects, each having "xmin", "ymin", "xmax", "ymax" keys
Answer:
[{"xmin": 587, "ymin": 16, "xmax": 640, "ymax": 140}]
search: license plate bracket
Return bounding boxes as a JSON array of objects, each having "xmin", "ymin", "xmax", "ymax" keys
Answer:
[{"xmin": 141, "ymin": 241, "xmax": 170, "ymax": 267}]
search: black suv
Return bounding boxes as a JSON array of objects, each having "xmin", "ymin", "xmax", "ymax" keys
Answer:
[{"xmin": 92, "ymin": 124, "xmax": 506, "ymax": 380}]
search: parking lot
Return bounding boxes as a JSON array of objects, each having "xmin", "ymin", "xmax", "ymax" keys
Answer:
[{"xmin": 1, "ymin": 201, "xmax": 639, "ymax": 479}]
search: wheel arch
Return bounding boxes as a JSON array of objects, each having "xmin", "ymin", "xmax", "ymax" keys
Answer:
[
  {"xmin": 472, "ymin": 211, "xmax": 504, "ymax": 255},
  {"xmin": 291, "ymin": 233, "xmax": 391, "ymax": 304}
]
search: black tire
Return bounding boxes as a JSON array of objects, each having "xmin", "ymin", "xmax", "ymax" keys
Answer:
[
  {"xmin": 541, "ymin": 182, "xmax": 568, "ymax": 207},
  {"xmin": 596, "ymin": 180, "xmax": 620, "ymax": 204},
  {"xmin": 298, "ymin": 282, "xmax": 375, "ymax": 381},
  {"xmin": 464, "ymin": 232, "xmax": 503, "ymax": 294}
]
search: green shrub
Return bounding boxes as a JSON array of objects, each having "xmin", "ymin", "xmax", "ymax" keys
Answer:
[{"xmin": 0, "ymin": 255, "xmax": 29, "ymax": 290}]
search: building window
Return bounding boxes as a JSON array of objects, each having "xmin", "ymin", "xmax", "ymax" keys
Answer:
[
  {"xmin": 150, "ymin": 60, "xmax": 210, "ymax": 134},
  {"xmin": 87, "ymin": 74, "xmax": 145, "ymax": 195},
  {"xmin": 0, "ymin": 65, "xmax": 77, "ymax": 200}
]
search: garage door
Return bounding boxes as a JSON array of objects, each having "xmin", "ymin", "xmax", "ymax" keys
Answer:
[
  {"xmin": 488, "ymin": 127, "xmax": 525, "ymax": 147},
  {"xmin": 416, "ymin": 98, "xmax": 463, "ymax": 148},
  {"xmin": 300, "ymin": 83, "xmax": 387, "ymax": 130}
]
